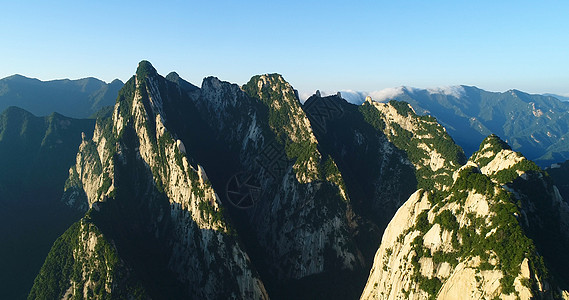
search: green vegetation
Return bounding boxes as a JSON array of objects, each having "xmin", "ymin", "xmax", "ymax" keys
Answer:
[
  {"xmin": 359, "ymin": 100, "xmax": 465, "ymax": 190},
  {"xmin": 418, "ymin": 277, "xmax": 442, "ymax": 300},
  {"xmin": 198, "ymin": 200, "xmax": 225, "ymax": 226},
  {"xmin": 432, "ymin": 250, "xmax": 459, "ymax": 267},
  {"xmin": 472, "ymin": 134, "xmax": 542, "ymax": 185},
  {"xmin": 388, "ymin": 100, "xmax": 414, "ymax": 116},
  {"xmin": 415, "ymin": 211, "xmax": 432, "ymax": 233},
  {"xmin": 136, "ymin": 60, "xmax": 159, "ymax": 80},
  {"xmin": 28, "ymin": 222, "xmax": 81, "ymax": 299},
  {"xmin": 492, "ymin": 159, "xmax": 541, "ymax": 184},
  {"xmin": 451, "ymin": 167, "xmax": 494, "ymax": 196},
  {"xmin": 408, "ymin": 232, "xmax": 442, "ymax": 299},
  {"xmin": 359, "ymin": 103, "xmax": 386, "ymax": 131},
  {"xmin": 243, "ymin": 74, "xmax": 346, "ymax": 185},
  {"xmin": 450, "ymin": 172, "xmax": 547, "ymax": 294},
  {"xmin": 243, "ymin": 75, "xmax": 317, "ymax": 178},
  {"xmin": 28, "ymin": 219, "xmax": 148, "ymax": 299},
  {"xmin": 473, "ymin": 134, "xmax": 512, "ymax": 167},
  {"xmin": 401, "ymin": 162, "xmax": 549, "ymax": 296},
  {"xmin": 117, "ymin": 77, "xmax": 136, "ymax": 120},
  {"xmin": 318, "ymin": 155, "xmax": 346, "ymax": 194},
  {"xmin": 433, "ymin": 209, "xmax": 459, "ymax": 232}
]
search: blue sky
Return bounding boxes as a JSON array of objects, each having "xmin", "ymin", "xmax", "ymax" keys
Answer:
[{"xmin": 1, "ymin": 1, "xmax": 568, "ymax": 96}]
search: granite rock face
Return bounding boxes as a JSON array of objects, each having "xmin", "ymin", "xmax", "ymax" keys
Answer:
[
  {"xmin": 361, "ymin": 135, "xmax": 569, "ymax": 299},
  {"xmin": 32, "ymin": 61, "xmax": 268, "ymax": 299},
  {"xmin": 29, "ymin": 62, "xmax": 569, "ymax": 300}
]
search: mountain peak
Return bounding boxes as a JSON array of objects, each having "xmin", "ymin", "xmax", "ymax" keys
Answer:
[
  {"xmin": 136, "ymin": 60, "xmax": 158, "ymax": 79},
  {"xmin": 244, "ymin": 73, "xmax": 288, "ymax": 91},
  {"xmin": 470, "ymin": 134, "xmax": 512, "ymax": 167},
  {"xmin": 243, "ymin": 73, "xmax": 299, "ymax": 106},
  {"xmin": 479, "ymin": 134, "xmax": 511, "ymax": 153},
  {"xmin": 165, "ymin": 71, "xmax": 180, "ymax": 81},
  {"xmin": 259, "ymin": 73, "xmax": 285, "ymax": 82},
  {"xmin": 467, "ymin": 134, "xmax": 542, "ymax": 184},
  {"xmin": 110, "ymin": 78, "xmax": 123, "ymax": 85},
  {"xmin": 166, "ymin": 72, "xmax": 199, "ymax": 93},
  {"xmin": 2, "ymin": 74, "xmax": 31, "ymax": 81}
]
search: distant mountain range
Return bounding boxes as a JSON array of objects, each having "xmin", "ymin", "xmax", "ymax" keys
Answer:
[
  {"xmin": 0, "ymin": 107, "xmax": 91, "ymax": 299},
  {"xmin": 336, "ymin": 86, "xmax": 569, "ymax": 166},
  {"xmin": 0, "ymin": 75, "xmax": 123, "ymax": 118},
  {"xmin": 543, "ymin": 93, "xmax": 569, "ymax": 102}
]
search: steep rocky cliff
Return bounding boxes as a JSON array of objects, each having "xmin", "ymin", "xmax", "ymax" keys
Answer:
[
  {"xmin": 30, "ymin": 61, "xmax": 267, "ymax": 299},
  {"xmin": 179, "ymin": 73, "xmax": 361, "ymax": 299},
  {"xmin": 300, "ymin": 93, "xmax": 465, "ymax": 265},
  {"xmin": 31, "ymin": 64, "xmax": 473, "ymax": 299},
  {"xmin": 361, "ymin": 134, "xmax": 569, "ymax": 299},
  {"xmin": 29, "ymin": 61, "xmax": 568, "ymax": 300},
  {"xmin": 546, "ymin": 160, "xmax": 569, "ymax": 203},
  {"xmin": 360, "ymin": 97, "xmax": 465, "ymax": 190}
]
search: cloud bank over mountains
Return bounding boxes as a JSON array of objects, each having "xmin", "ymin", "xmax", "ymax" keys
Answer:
[
  {"xmin": 299, "ymin": 85, "xmax": 467, "ymax": 104},
  {"xmin": 299, "ymin": 85, "xmax": 568, "ymax": 104}
]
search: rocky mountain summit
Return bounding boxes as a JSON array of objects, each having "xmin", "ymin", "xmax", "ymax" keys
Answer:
[
  {"xmin": 30, "ymin": 61, "xmax": 267, "ymax": 299},
  {"xmin": 361, "ymin": 135, "xmax": 569, "ymax": 299},
  {"xmin": 26, "ymin": 61, "xmax": 569, "ymax": 300}
]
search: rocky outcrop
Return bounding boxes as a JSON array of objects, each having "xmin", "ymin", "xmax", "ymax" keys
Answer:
[
  {"xmin": 33, "ymin": 61, "xmax": 267, "ymax": 299},
  {"xmin": 185, "ymin": 73, "xmax": 362, "ymax": 298},
  {"xmin": 361, "ymin": 134, "xmax": 569, "ymax": 299},
  {"xmin": 177, "ymin": 73, "xmax": 467, "ymax": 299},
  {"xmin": 32, "ymin": 62, "xmax": 569, "ymax": 300},
  {"xmin": 545, "ymin": 160, "xmax": 569, "ymax": 203},
  {"xmin": 28, "ymin": 218, "xmax": 149, "ymax": 299},
  {"xmin": 362, "ymin": 99, "xmax": 465, "ymax": 190}
]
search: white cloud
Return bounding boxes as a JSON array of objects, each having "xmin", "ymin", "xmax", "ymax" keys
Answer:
[
  {"xmin": 323, "ymin": 90, "xmax": 368, "ymax": 104},
  {"xmin": 298, "ymin": 91, "xmax": 313, "ymax": 102},
  {"xmin": 298, "ymin": 85, "xmax": 466, "ymax": 105},
  {"xmin": 426, "ymin": 86, "xmax": 465, "ymax": 98},
  {"xmin": 368, "ymin": 86, "xmax": 407, "ymax": 102}
]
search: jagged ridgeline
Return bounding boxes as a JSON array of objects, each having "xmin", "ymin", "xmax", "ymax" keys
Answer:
[
  {"xmin": 358, "ymin": 97, "xmax": 466, "ymax": 190},
  {"xmin": 361, "ymin": 135, "xmax": 569, "ymax": 299},
  {"xmin": 30, "ymin": 61, "xmax": 268, "ymax": 299},
  {"xmin": 299, "ymin": 93, "xmax": 465, "ymax": 261},
  {"xmin": 380, "ymin": 86, "xmax": 569, "ymax": 167},
  {"xmin": 0, "ymin": 75, "xmax": 123, "ymax": 118},
  {"xmin": 31, "ymin": 61, "xmax": 537, "ymax": 300}
]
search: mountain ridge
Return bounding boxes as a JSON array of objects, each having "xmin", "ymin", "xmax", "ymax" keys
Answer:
[
  {"xmin": 18, "ymin": 61, "xmax": 569, "ymax": 299},
  {"xmin": 355, "ymin": 85, "xmax": 569, "ymax": 166},
  {"xmin": 0, "ymin": 74, "xmax": 123, "ymax": 118},
  {"xmin": 0, "ymin": 106, "xmax": 92, "ymax": 299},
  {"xmin": 361, "ymin": 134, "xmax": 569, "ymax": 299},
  {"xmin": 30, "ymin": 62, "xmax": 469, "ymax": 299},
  {"xmin": 32, "ymin": 60, "xmax": 268, "ymax": 299}
]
